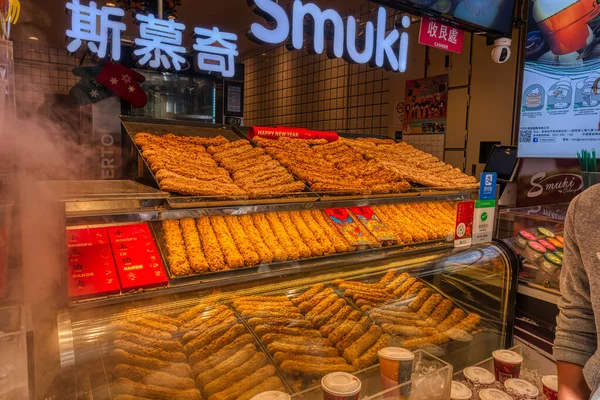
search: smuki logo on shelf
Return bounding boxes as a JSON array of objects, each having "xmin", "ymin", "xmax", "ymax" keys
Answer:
[{"xmin": 527, "ymin": 172, "xmax": 583, "ymax": 198}]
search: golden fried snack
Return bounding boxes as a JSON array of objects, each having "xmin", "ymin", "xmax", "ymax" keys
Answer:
[
  {"xmin": 335, "ymin": 317, "xmax": 371, "ymax": 353},
  {"xmin": 191, "ymin": 334, "xmax": 255, "ymax": 377},
  {"xmin": 117, "ymin": 316, "xmax": 178, "ymax": 334},
  {"xmin": 291, "ymin": 284, "xmax": 325, "ymax": 306},
  {"xmin": 203, "ymin": 353, "xmax": 268, "ymax": 397},
  {"xmin": 273, "ymin": 352, "xmax": 347, "ymax": 365},
  {"xmin": 113, "ymin": 322, "xmax": 172, "ymax": 340},
  {"xmin": 183, "ymin": 318, "xmax": 238, "ymax": 355},
  {"xmin": 250, "ymin": 213, "xmax": 288, "ymax": 261},
  {"xmin": 279, "ymin": 360, "xmax": 355, "ymax": 376},
  {"xmin": 235, "ymin": 376, "xmax": 287, "ymax": 400},
  {"xmin": 160, "ymin": 174, "xmax": 246, "ymax": 197},
  {"xmin": 352, "ymin": 334, "xmax": 391, "ymax": 370},
  {"xmin": 197, "ymin": 217, "xmax": 227, "ymax": 272},
  {"xmin": 238, "ymin": 215, "xmax": 274, "ymax": 263},
  {"xmin": 111, "ymin": 349, "xmax": 191, "ymax": 378},
  {"xmin": 188, "ymin": 324, "xmax": 246, "ymax": 365},
  {"xmin": 264, "ymin": 213, "xmax": 301, "ymax": 259},
  {"xmin": 254, "ymin": 325, "xmax": 323, "ymax": 338},
  {"xmin": 113, "ymin": 331, "xmax": 183, "ymax": 353},
  {"xmin": 113, "ymin": 340, "xmax": 186, "ymax": 363},
  {"xmin": 113, "ymin": 364, "xmax": 196, "ymax": 390},
  {"xmin": 211, "ymin": 144, "xmax": 254, "ymax": 162},
  {"xmin": 227, "ymin": 155, "xmax": 274, "ymax": 173},
  {"xmin": 277, "ymin": 212, "xmax": 312, "ymax": 258},
  {"xmin": 379, "ymin": 271, "xmax": 397, "ymax": 285},
  {"xmin": 112, "ymin": 377, "xmax": 201, "ymax": 400},
  {"xmin": 120, "ymin": 308, "xmax": 182, "ymax": 328},
  {"xmin": 445, "ymin": 313, "xmax": 481, "ymax": 340},
  {"xmin": 207, "ymin": 365, "xmax": 277, "ymax": 400},
  {"xmin": 369, "ymin": 311, "xmax": 435, "ymax": 327},
  {"xmin": 343, "ymin": 325, "xmax": 382, "ymax": 364},
  {"xmin": 306, "ymin": 293, "xmax": 339, "ymax": 320},
  {"xmin": 437, "ymin": 309, "xmax": 467, "ymax": 332},
  {"xmin": 267, "ymin": 342, "xmax": 339, "ymax": 357},
  {"xmin": 177, "ymin": 303, "xmax": 218, "ymax": 323},
  {"xmin": 247, "ymin": 317, "xmax": 312, "ymax": 329},
  {"xmin": 417, "ymin": 294, "xmax": 443, "ymax": 317},
  {"xmin": 355, "ymin": 299, "xmax": 377, "ymax": 309},
  {"xmin": 114, "ymin": 394, "xmax": 153, "ymax": 400},
  {"xmin": 290, "ymin": 211, "xmax": 325, "ymax": 256},
  {"xmin": 337, "ymin": 281, "xmax": 385, "ymax": 291},
  {"xmin": 162, "ymin": 220, "xmax": 192, "ymax": 277},
  {"xmin": 400, "ymin": 282, "xmax": 426, "ymax": 300},
  {"xmin": 345, "ymin": 289, "xmax": 392, "ymax": 303},
  {"xmin": 319, "ymin": 306, "xmax": 354, "ymax": 337},
  {"xmin": 261, "ymin": 334, "xmax": 332, "ymax": 347},
  {"xmin": 223, "ymin": 216, "xmax": 260, "ymax": 266},
  {"xmin": 207, "ymin": 139, "xmax": 249, "ymax": 154},
  {"xmin": 313, "ymin": 298, "xmax": 347, "ymax": 328},
  {"xmin": 298, "ymin": 287, "xmax": 335, "ymax": 313},
  {"xmin": 393, "ymin": 277, "xmax": 417, "ymax": 297},
  {"xmin": 240, "ymin": 310, "xmax": 303, "ymax": 319},
  {"xmin": 310, "ymin": 210, "xmax": 353, "ymax": 253},
  {"xmin": 385, "ymin": 272, "xmax": 411, "ymax": 291},
  {"xmin": 426, "ymin": 300, "xmax": 454, "ymax": 324},
  {"xmin": 372, "ymin": 306, "xmax": 423, "ymax": 320},
  {"xmin": 235, "ymin": 295, "xmax": 290, "ymax": 303},
  {"xmin": 209, "ymin": 216, "xmax": 245, "ymax": 269},
  {"xmin": 381, "ymin": 324, "xmax": 438, "ymax": 337},
  {"xmin": 196, "ymin": 345, "xmax": 257, "ymax": 387},
  {"xmin": 371, "ymin": 205, "xmax": 413, "ymax": 244},
  {"xmin": 179, "ymin": 218, "xmax": 210, "ymax": 274},
  {"xmin": 408, "ymin": 289, "xmax": 433, "ymax": 312},
  {"xmin": 299, "ymin": 210, "xmax": 336, "ymax": 254},
  {"xmin": 182, "ymin": 313, "xmax": 237, "ymax": 343},
  {"xmin": 328, "ymin": 311, "xmax": 362, "ymax": 344},
  {"xmin": 246, "ymin": 181, "xmax": 306, "ymax": 198},
  {"xmin": 235, "ymin": 303, "xmax": 296, "ymax": 312},
  {"xmin": 180, "ymin": 307, "xmax": 235, "ymax": 334}
]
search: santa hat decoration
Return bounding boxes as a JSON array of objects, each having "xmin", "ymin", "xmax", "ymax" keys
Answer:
[{"xmin": 96, "ymin": 62, "xmax": 148, "ymax": 108}]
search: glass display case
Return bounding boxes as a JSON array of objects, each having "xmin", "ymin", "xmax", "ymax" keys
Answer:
[{"xmin": 50, "ymin": 186, "xmax": 519, "ymax": 400}]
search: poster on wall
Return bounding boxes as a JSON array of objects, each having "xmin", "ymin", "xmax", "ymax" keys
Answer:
[
  {"xmin": 403, "ymin": 74, "xmax": 448, "ymax": 159},
  {"xmin": 519, "ymin": 1, "xmax": 600, "ymax": 158}
]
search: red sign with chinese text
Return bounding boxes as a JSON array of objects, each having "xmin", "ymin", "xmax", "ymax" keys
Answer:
[
  {"xmin": 454, "ymin": 201, "xmax": 474, "ymax": 247},
  {"xmin": 419, "ymin": 16, "xmax": 464, "ymax": 54}
]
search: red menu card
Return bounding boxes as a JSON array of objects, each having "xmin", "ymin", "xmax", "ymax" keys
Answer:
[
  {"xmin": 324, "ymin": 208, "xmax": 372, "ymax": 248},
  {"xmin": 106, "ymin": 224, "xmax": 168, "ymax": 290},
  {"xmin": 66, "ymin": 227, "xmax": 120, "ymax": 298},
  {"xmin": 348, "ymin": 206, "xmax": 398, "ymax": 243}
]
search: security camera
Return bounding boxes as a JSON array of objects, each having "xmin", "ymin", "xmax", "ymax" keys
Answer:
[{"xmin": 491, "ymin": 38, "xmax": 511, "ymax": 64}]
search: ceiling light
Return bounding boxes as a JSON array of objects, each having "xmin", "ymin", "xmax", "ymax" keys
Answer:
[
  {"xmin": 105, "ymin": 2, "xmax": 115, "ymax": 6},
  {"xmin": 28, "ymin": 36, "xmax": 39, "ymax": 41}
]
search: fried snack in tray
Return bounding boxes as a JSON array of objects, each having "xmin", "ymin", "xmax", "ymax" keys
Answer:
[
  {"xmin": 250, "ymin": 213, "xmax": 289, "ymax": 262},
  {"xmin": 209, "ymin": 216, "xmax": 245, "ymax": 269},
  {"xmin": 191, "ymin": 334, "xmax": 255, "ymax": 377},
  {"xmin": 202, "ymin": 352, "xmax": 268, "ymax": 397},
  {"xmin": 408, "ymin": 288, "xmax": 433, "ymax": 312},
  {"xmin": 335, "ymin": 316, "xmax": 371, "ymax": 353},
  {"xmin": 211, "ymin": 143, "xmax": 255, "ymax": 162},
  {"xmin": 111, "ymin": 349, "xmax": 191, "ymax": 378},
  {"xmin": 113, "ymin": 339, "xmax": 187, "ymax": 363},
  {"xmin": 182, "ymin": 313, "xmax": 237, "ymax": 343},
  {"xmin": 113, "ymin": 364, "xmax": 196, "ymax": 390},
  {"xmin": 313, "ymin": 298, "xmax": 347, "ymax": 328},
  {"xmin": 261, "ymin": 333, "xmax": 332, "ymax": 346},
  {"xmin": 196, "ymin": 344, "xmax": 257, "ymax": 387},
  {"xmin": 264, "ymin": 213, "xmax": 301, "ymax": 260},
  {"xmin": 113, "ymin": 331, "xmax": 183, "ymax": 353},
  {"xmin": 342, "ymin": 325, "xmax": 382, "ymax": 364},
  {"xmin": 381, "ymin": 324, "xmax": 438, "ymax": 337},
  {"xmin": 188, "ymin": 324, "xmax": 246, "ymax": 365},
  {"xmin": 352, "ymin": 334, "xmax": 391, "ymax": 370},
  {"xmin": 254, "ymin": 325, "xmax": 323, "ymax": 338},
  {"xmin": 273, "ymin": 352, "xmax": 347, "ymax": 366},
  {"xmin": 399, "ymin": 313, "xmax": 481, "ymax": 350},
  {"xmin": 280, "ymin": 360, "xmax": 355, "ymax": 376},
  {"xmin": 310, "ymin": 210, "xmax": 353, "ymax": 253},
  {"xmin": 119, "ymin": 308, "xmax": 182, "ymax": 329},
  {"xmin": 289, "ymin": 211, "xmax": 325, "ymax": 256},
  {"xmin": 238, "ymin": 215, "xmax": 274, "ymax": 264},
  {"xmin": 236, "ymin": 377, "xmax": 288, "ymax": 400},
  {"xmin": 180, "ymin": 218, "xmax": 210, "ymax": 274},
  {"xmin": 246, "ymin": 181, "xmax": 307, "ymax": 198},
  {"xmin": 196, "ymin": 217, "xmax": 228, "ymax": 272},
  {"xmin": 223, "ymin": 216, "xmax": 260, "ymax": 266},
  {"xmin": 113, "ymin": 321, "xmax": 173, "ymax": 340},
  {"xmin": 305, "ymin": 293, "xmax": 339, "ymax": 320},
  {"xmin": 267, "ymin": 342, "xmax": 339, "ymax": 357},
  {"xmin": 162, "ymin": 220, "xmax": 192, "ymax": 277},
  {"xmin": 247, "ymin": 317, "xmax": 313, "ymax": 329},
  {"xmin": 178, "ymin": 303, "xmax": 229, "ymax": 326},
  {"xmin": 183, "ymin": 319, "xmax": 240, "ymax": 355},
  {"xmin": 207, "ymin": 139, "xmax": 249, "ymax": 154},
  {"xmin": 319, "ymin": 305, "xmax": 354, "ymax": 337},
  {"xmin": 417, "ymin": 294, "xmax": 443, "ymax": 317},
  {"xmin": 328, "ymin": 310, "xmax": 363, "ymax": 344},
  {"xmin": 297, "ymin": 287, "xmax": 335, "ymax": 313},
  {"xmin": 291, "ymin": 283, "xmax": 324, "ymax": 306},
  {"xmin": 160, "ymin": 173, "xmax": 247, "ymax": 197},
  {"xmin": 208, "ymin": 365, "xmax": 279, "ymax": 400},
  {"xmin": 277, "ymin": 212, "xmax": 313, "ymax": 258},
  {"xmin": 112, "ymin": 377, "xmax": 201, "ymax": 400}
]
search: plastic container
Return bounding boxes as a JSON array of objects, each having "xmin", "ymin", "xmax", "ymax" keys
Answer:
[
  {"xmin": 478, "ymin": 388, "xmax": 512, "ymax": 400},
  {"xmin": 450, "ymin": 381, "xmax": 472, "ymax": 400},
  {"xmin": 554, "ymin": 250, "xmax": 563, "ymax": 260},
  {"xmin": 540, "ymin": 253, "xmax": 562, "ymax": 275},
  {"xmin": 492, "ymin": 350, "xmax": 523, "ymax": 383},
  {"xmin": 321, "ymin": 372, "xmax": 361, "ymax": 400},
  {"xmin": 463, "ymin": 366, "xmax": 495, "ymax": 386},
  {"xmin": 524, "ymin": 241, "xmax": 546, "ymax": 261},
  {"xmin": 250, "ymin": 391, "xmax": 291, "ymax": 400},
  {"xmin": 542, "ymin": 375, "xmax": 558, "ymax": 400},
  {"xmin": 537, "ymin": 227, "xmax": 555, "ymax": 239},
  {"xmin": 547, "ymin": 237, "xmax": 563, "ymax": 250},
  {"xmin": 555, "ymin": 236, "xmax": 564, "ymax": 244},
  {"xmin": 504, "ymin": 378, "xmax": 539, "ymax": 398},
  {"xmin": 516, "ymin": 230, "xmax": 537, "ymax": 249},
  {"xmin": 538, "ymin": 239, "xmax": 557, "ymax": 252}
]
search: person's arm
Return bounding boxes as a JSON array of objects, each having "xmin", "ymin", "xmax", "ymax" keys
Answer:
[
  {"xmin": 554, "ymin": 197, "xmax": 597, "ymax": 398},
  {"xmin": 558, "ymin": 361, "xmax": 591, "ymax": 399}
]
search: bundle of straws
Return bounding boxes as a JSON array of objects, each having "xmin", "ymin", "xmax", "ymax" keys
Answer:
[{"xmin": 577, "ymin": 149, "xmax": 598, "ymax": 188}]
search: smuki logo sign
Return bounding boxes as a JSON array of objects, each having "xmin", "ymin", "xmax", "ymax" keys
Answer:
[
  {"xmin": 247, "ymin": 0, "xmax": 410, "ymax": 72},
  {"xmin": 527, "ymin": 172, "xmax": 584, "ymax": 198}
]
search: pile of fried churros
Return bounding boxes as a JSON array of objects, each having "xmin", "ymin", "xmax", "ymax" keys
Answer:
[{"xmin": 161, "ymin": 202, "xmax": 457, "ymax": 278}]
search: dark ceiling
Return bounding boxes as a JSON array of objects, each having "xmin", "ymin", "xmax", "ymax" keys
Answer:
[{"xmin": 13, "ymin": 0, "xmax": 377, "ymax": 55}]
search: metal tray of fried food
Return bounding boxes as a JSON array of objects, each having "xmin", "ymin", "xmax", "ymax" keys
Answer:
[
  {"xmin": 316, "ymin": 186, "xmax": 477, "ymax": 201},
  {"xmin": 122, "ymin": 117, "xmax": 320, "ymax": 209}
]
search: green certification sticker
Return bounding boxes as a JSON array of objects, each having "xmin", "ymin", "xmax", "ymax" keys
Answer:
[{"xmin": 481, "ymin": 212, "xmax": 488, "ymax": 222}]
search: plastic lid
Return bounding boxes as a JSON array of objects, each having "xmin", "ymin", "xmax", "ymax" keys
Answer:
[
  {"xmin": 519, "ymin": 230, "xmax": 536, "ymax": 240},
  {"xmin": 537, "ymin": 227, "xmax": 555, "ymax": 238},
  {"xmin": 378, "ymin": 347, "xmax": 415, "ymax": 361},
  {"xmin": 249, "ymin": 391, "xmax": 291, "ymax": 400},
  {"xmin": 548, "ymin": 238, "xmax": 563, "ymax": 249},
  {"xmin": 504, "ymin": 378, "xmax": 540, "ymax": 397},
  {"xmin": 554, "ymin": 250, "xmax": 564, "ymax": 259},
  {"xmin": 538, "ymin": 239, "xmax": 557, "ymax": 251},
  {"xmin": 321, "ymin": 372, "xmax": 361, "ymax": 396},
  {"xmin": 556, "ymin": 236, "xmax": 564, "ymax": 244},
  {"xmin": 478, "ymin": 388, "xmax": 513, "ymax": 400},
  {"xmin": 542, "ymin": 375, "xmax": 558, "ymax": 391},
  {"xmin": 451, "ymin": 381, "xmax": 472, "ymax": 400},
  {"xmin": 492, "ymin": 350, "xmax": 524, "ymax": 365},
  {"xmin": 544, "ymin": 252, "xmax": 562, "ymax": 266},
  {"xmin": 527, "ymin": 241, "xmax": 546, "ymax": 253},
  {"xmin": 464, "ymin": 366, "xmax": 495, "ymax": 385}
]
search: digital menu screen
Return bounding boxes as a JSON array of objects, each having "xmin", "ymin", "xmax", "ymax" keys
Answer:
[{"xmin": 518, "ymin": 0, "xmax": 600, "ymax": 158}]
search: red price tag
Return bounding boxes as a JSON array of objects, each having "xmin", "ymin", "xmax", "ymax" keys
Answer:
[{"xmin": 454, "ymin": 201, "xmax": 474, "ymax": 247}]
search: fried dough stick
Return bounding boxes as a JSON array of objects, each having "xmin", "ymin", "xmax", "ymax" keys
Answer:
[
  {"xmin": 264, "ymin": 213, "xmax": 300, "ymax": 259},
  {"xmin": 223, "ymin": 216, "xmax": 260, "ymax": 266},
  {"xmin": 310, "ymin": 210, "xmax": 353, "ymax": 253},
  {"xmin": 180, "ymin": 218, "xmax": 210, "ymax": 273},
  {"xmin": 209, "ymin": 216, "xmax": 245, "ymax": 269},
  {"xmin": 277, "ymin": 212, "xmax": 313, "ymax": 258},
  {"xmin": 162, "ymin": 220, "xmax": 192, "ymax": 277},
  {"xmin": 250, "ymin": 213, "xmax": 289, "ymax": 261},
  {"xmin": 197, "ymin": 217, "xmax": 227, "ymax": 271},
  {"xmin": 238, "ymin": 215, "xmax": 274, "ymax": 263}
]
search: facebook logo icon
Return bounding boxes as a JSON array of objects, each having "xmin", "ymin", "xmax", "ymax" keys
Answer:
[{"xmin": 533, "ymin": 137, "xmax": 539, "ymax": 142}]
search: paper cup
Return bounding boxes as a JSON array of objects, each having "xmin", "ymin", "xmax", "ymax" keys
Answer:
[
  {"xmin": 321, "ymin": 372, "xmax": 361, "ymax": 400},
  {"xmin": 451, "ymin": 381, "xmax": 472, "ymax": 400},
  {"xmin": 504, "ymin": 378, "xmax": 539, "ymax": 398},
  {"xmin": 542, "ymin": 375, "xmax": 558, "ymax": 400},
  {"xmin": 478, "ymin": 388, "xmax": 513, "ymax": 400},
  {"xmin": 378, "ymin": 347, "xmax": 414, "ymax": 398},
  {"xmin": 492, "ymin": 350, "xmax": 523, "ymax": 383},
  {"xmin": 463, "ymin": 366, "xmax": 495, "ymax": 386},
  {"xmin": 250, "ymin": 391, "xmax": 291, "ymax": 400}
]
